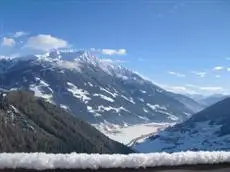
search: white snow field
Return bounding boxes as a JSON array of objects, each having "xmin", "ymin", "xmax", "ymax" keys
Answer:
[
  {"xmin": 93, "ymin": 122, "xmax": 174, "ymax": 145},
  {"xmin": 0, "ymin": 151, "xmax": 230, "ymax": 170}
]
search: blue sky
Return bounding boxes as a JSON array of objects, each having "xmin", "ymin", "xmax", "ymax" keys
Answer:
[{"xmin": 0, "ymin": 0, "xmax": 230, "ymax": 95}]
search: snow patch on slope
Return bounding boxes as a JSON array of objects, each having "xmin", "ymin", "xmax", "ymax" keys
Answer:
[
  {"xmin": 87, "ymin": 106, "xmax": 102, "ymax": 117},
  {"xmin": 93, "ymin": 94, "xmax": 114, "ymax": 102},
  {"xmin": 87, "ymin": 105, "xmax": 130, "ymax": 117},
  {"xmin": 121, "ymin": 95, "xmax": 135, "ymax": 104},
  {"xmin": 67, "ymin": 82, "xmax": 91, "ymax": 103},
  {"xmin": 29, "ymin": 78, "xmax": 53, "ymax": 103},
  {"xmin": 146, "ymin": 103, "xmax": 178, "ymax": 121},
  {"xmin": 97, "ymin": 106, "xmax": 130, "ymax": 113},
  {"xmin": 60, "ymin": 104, "xmax": 69, "ymax": 110},
  {"xmin": 147, "ymin": 104, "xmax": 167, "ymax": 111},
  {"xmin": 99, "ymin": 87, "xmax": 117, "ymax": 98}
]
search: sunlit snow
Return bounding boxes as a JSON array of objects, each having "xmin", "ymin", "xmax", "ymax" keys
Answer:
[
  {"xmin": 135, "ymin": 121, "xmax": 230, "ymax": 153},
  {"xmin": 93, "ymin": 93, "xmax": 114, "ymax": 102},
  {"xmin": 94, "ymin": 122, "xmax": 172, "ymax": 145},
  {"xmin": 1, "ymin": 151, "xmax": 230, "ymax": 169},
  {"xmin": 67, "ymin": 82, "xmax": 91, "ymax": 103}
]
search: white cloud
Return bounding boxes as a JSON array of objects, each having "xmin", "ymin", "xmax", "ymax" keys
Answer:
[
  {"xmin": 160, "ymin": 84, "xmax": 197, "ymax": 95},
  {"xmin": 167, "ymin": 86, "xmax": 193, "ymax": 93},
  {"xmin": 101, "ymin": 49, "xmax": 127, "ymax": 56},
  {"xmin": 186, "ymin": 84, "xmax": 226, "ymax": 94},
  {"xmin": 124, "ymin": 71, "xmax": 229, "ymax": 96},
  {"xmin": 161, "ymin": 83, "xmax": 229, "ymax": 95},
  {"xmin": 199, "ymin": 86, "xmax": 223, "ymax": 91},
  {"xmin": 99, "ymin": 58, "xmax": 126, "ymax": 64},
  {"xmin": 215, "ymin": 75, "xmax": 221, "ymax": 78},
  {"xmin": 90, "ymin": 48, "xmax": 127, "ymax": 56},
  {"xmin": 1, "ymin": 37, "xmax": 16, "ymax": 47},
  {"xmin": 25, "ymin": 34, "xmax": 68, "ymax": 51},
  {"xmin": 191, "ymin": 71, "xmax": 207, "ymax": 78},
  {"xmin": 186, "ymin": 84, "xmax": 223, "ymax": 91},
  {"xmin": 14, "ymin": 31, "xmax": 28, "ymax": 38},
  {"xmin": 227, "ymin": 68, "xmax": 230, "ymax": 72},
  {"xmin": 213, "ymin": 66, "xmax": 224, "ymax": 71},
  {"xmin": 168, "ymin": 71, "xmax": 185, "ymax": 78}
]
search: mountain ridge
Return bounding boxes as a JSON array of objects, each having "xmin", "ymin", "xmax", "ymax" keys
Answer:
[
  {"xmin": 134, "ymin": 97, "xmax": 230, "ymax": 152},
  {"xmin": 0, "ymin": 50, "xmax": 202, "ymax": 127}
]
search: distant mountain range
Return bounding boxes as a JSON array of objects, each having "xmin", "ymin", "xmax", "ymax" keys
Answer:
[
  {"xmin": 198, "ymin": 94, "xmax": 229, "ymax": 107},
  {"xmin": 0, "ymin": 90, "xmax": 133, "ymax": 153},
  {"xmin": 0, "ymin": 50, "xmax": 203, "ymax": 129},
  {"xmin": 187, "ymin": 94, "xmax": 229, "ymax": 107},
  {"xmin": 134, "ymin": 97, "xmax": 230, "ymax": 152}
]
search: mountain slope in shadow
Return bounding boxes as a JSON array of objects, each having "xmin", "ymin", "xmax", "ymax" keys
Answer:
[{"xmin": 0, "ymin": 90, "xmax": 134, "ymax": 154}]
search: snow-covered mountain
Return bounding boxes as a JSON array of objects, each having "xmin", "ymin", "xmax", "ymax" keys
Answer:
[
  {"xmin": 0, "ymin": 50, "xmax": 202, "ymax": 127},
  {"xmin": 134, "ymin": 97, "xmax": 230, "ymax": 152}
]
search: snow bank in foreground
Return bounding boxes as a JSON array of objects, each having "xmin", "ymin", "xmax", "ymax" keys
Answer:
[{"xmin": 0, "ymin": 151, "xmax": 230, "ymax": 170}]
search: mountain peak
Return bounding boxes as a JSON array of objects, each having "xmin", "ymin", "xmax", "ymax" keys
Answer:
[
  {"xmin": 0, "ymin": 49, "xmax": 201, "ymax": 129},
  {"xmin": 33, "ymin": 49, "xmax": 129, "ymax": 77}
]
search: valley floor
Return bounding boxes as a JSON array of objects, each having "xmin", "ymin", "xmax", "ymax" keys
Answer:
[{"xmin": 93, "ymin": 122, "xmax": 173, "ymax": 145}]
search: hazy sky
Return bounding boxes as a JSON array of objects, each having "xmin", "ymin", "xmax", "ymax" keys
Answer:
[{"xmin": 1, "ymin": 0, "xmax": 230, "ymax": 95}]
